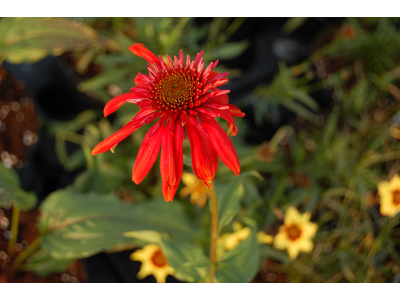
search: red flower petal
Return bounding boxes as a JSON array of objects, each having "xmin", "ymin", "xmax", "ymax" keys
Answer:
[
  {"xmin": 228, "ymin": 104, "xmax": 245, "ymax": 117},
  {"xmin": 134, "ymin": 73, "xmax": 152, "ymax": 87},
  {"xmin": 132, "ymin": 118, "xmax": 165, "ymax": 184},
  {"xmin": 182, "ymin": 114, "xmax": 218, "ymax": 187},
  {"xmin": 92, "ymin": 109, "xmax": 158, "ymax": 155},
  {"xmin": 129, "ymin": 43, "xmax": 159, "ymax": 65},
  {"xmin": 198, "ymin": 113, "xmax": 240, "ymax": 176},
  {"xmin": 104, "ymin": 92, "xmax": 145, "ymax": 117},
  {"xmin": 160, "ymin": 116, "xmax": 184, "ymax": 202},
  {"xmin": 219, "ymin": 109, "xmax": 239, "ymax": 136},
  {"xmin": 214, "ymin": 94, "xmax": 229, "ymax": 104}
]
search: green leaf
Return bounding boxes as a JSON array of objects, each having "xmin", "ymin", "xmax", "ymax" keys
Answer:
[
  {"xmin": 123, "ymin": 230, "xmax": 162, "ymax": 245},
  {"xmin": 161, "ymin": 240, "xmax": 209, "ymax": 282},
  {"xmin": 0, "ymin": 17, "xmax": 110, "ymax": 64},
  {"xmin": 0, "ymin": 163, "xmax": 37, "ymax": 210},
  {"xmin": 214, "ymin": 262, "xmax": 248, "ymax": 283},
  {"xmin": 38, "ymin": 189, "xmax": 198, "ymax": 260},
  {"xmin": 22, "ymin": 249, "xmax": 73, "ymax": 276},
  {"xmin": 77, "ymin": 67, "xmax": 132, "ymax": 92},
  {"xmin": 72, "ymin": 165, "xmax": 125, "ymax": 194},
  {"xmin": 216, "ymin": 228, "xmax": 260, "ymax": 282},
  {"xmin": 261, "ymin": 244, "xmax": 291, "ymax": 264},
  {"xmin": 217, "ymin": 171, "xmax": 262, "ymax": 229},
  {"xmin": 282, "ymin": 17, "xmax": 308, "ymax": 35},
  {"xmin": 183, "ymin": 154, "xmax": 192, "ymax": 167},
  {"xmin": 216, "ymin": 178, "xmax": 244, "ymax": 229},
  {"xmin": 204, "ymin": 41, "xmax": 249, "ymax": 61}
]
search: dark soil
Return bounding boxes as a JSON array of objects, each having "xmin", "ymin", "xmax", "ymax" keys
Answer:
[
  {"xmin": 0, "ymin": 67, "xmax": 87, "ymax": 283},
  {"xmin": 0, "ymin": 66, "xmax": 40, "ymax": 169},
  {"xmin": 0, "ymin": 207, "xmax": 87, "ymax": 283}
]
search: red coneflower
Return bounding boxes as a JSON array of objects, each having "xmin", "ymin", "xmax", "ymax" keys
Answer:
[{"xmin": 92, "ymin": 44, "xmax": 245, "ymax": 202}]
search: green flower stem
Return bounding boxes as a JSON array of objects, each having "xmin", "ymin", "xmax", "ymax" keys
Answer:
[
  {"xmin": 209, "ymin": 181, "xmax": 219, "ymax": 283},
  {"xmin": 10, "ymin": 236, "xmax": 42, "ymax": 274},
  {"xmin": 7, "ymin": 205, "xmax": 20, "ymax": 257}
]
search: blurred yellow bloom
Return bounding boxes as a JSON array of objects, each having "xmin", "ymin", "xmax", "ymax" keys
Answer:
[
  {"xmin": 257, "ymin": 231, "xmax": 274, "ymax": 244},
  {"xmin": 180, "ymin": 172, "xmax": 209, "ymax": 207},
  {"xmin": 378, "ymin": 174, "xmax": 400, "ymax": 217},
  {"xmin": 222, "ymin": 227, "xmax": 251, "ymax": 251},
  {"xmin": 274, "ymin": 206, "xmax": 318, "ymax": 260},
  {"xmin": 130, "ymin": 244, "xmax": 175, "ymax": 283}
]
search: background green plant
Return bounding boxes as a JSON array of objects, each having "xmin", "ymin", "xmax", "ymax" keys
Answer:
[{"xmin": 1, "ymin": 17, "xmax": 400, "ymax": 283}]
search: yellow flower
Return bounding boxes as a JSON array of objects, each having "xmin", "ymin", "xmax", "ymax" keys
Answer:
[
  {"xmin": 223, "ymin": 227, "xmax": 251, "ymax": 251},
  {"xmin": 130, "ymin": 244, "xmax": 175, "ymax": 283},
  {"xmin": 257, "ymin": 232, "xmax": 274, "ymax": 244},
  {"xmin": 274, "ymin": 206, "xmax": 318, "ymax": 260},
  {"xmin": 180, "ymin": 172, "xmax": 209, "ymax": 207},
  {"xmin": 378, "ymin": 174, "xmax": 400, "ymax": 217}
]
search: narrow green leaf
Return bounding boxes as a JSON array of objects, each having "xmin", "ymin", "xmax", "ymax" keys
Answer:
[
  {"xmin": 204, "ymin": 41, "xmax": 249, "ymax": 61},
  {"xmin": 77, "ymin": 67, "xmax": 131, "ymax": 92},
  {"xmin": 282, "ymin": 17, "xmax": 308, "ymax": 34}
]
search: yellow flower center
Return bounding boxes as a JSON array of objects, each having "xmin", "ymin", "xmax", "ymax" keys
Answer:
[
  {"xmin": 285, "ymin": 224, "xmax": 302, "ymax": 241},
  {"xmin": 153, "ymin": 69, "xmax": 199, "ymax": 111},
  {"xmin": 392, "ymin": 190, "xmax": 400, "ymax": 206},
  {"xmin": 151, "ymin": 249, "xmax": 168, "ymax": 268}
]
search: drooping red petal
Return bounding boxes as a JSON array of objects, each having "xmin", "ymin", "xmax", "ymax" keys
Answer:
[
  {"xmin": 160, "ymin": 116, "xmax": 184, "ymax": 202},
  {"xmin": 104, "ymin": 92, "xmax": 146, "ymax": 117},
  {"xmin": 198, "ymin": 113, "xmax": 240, "ymax": 176},
  {"xmin": 132, "ymin": 118, "xmax": 165, "ymax": 184},
  {"xmin": 92, "ymin": 109, "xmax": 157, "ymax": 155},
  {"xmin": 129, "ymin": 43, "xmax": 159, "ymax": 65},
  {"xmin": 228, "ymin": 104, "xmax": 245, "ymax": 117},
  {"xmin": 182, "ymin": 114, "xmax": 218, "ymax": 187},
  {"xmin": 219, "ymin": 109, "xmax": 239, "ymax": 136}
]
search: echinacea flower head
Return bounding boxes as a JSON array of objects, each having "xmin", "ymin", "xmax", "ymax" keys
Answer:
[
  {"xmin": 130, "ymin": 244, "xmax": 175, "ymax": 283},
  {"xmin": 179, "ymin": 172, "xmax": 209, "ymax": 207},
  {"xmin": 274, "ymin": 206, "xmax": 318, "ymax": 260},
  {"xmin": 378, "ymin": 174, "xmax": 400, "ymax": 217},
  {"xmin": 91, "ymin": 43, "xmax": 245, "ymax": 202}
]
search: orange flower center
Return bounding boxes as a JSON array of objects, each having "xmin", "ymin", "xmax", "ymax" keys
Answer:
[
  {"xmin": 392, "ymin": 190, "xmax": 400, "ymax": 206},
  {"xmin": 151, "ymin": 249, "xmax": 168, "ymax": 268},
  {"xmin": 285, "ymin": 224, "xmax": 302, "ymax": 241},
  {"xmin": 153, "ymin": 69, "xmax": 200, "ymax": 111}
]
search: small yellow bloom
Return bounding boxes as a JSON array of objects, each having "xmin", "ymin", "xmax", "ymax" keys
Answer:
[
  {"xmin": 378, "ymin": 174, "xmax": 400, "ymax": 217},
  {"xmin": 180, "ymin": 172, "xmax": 209, "ymax": 207},
  {"xmin": 223, "ymin": 227, "xmax": 251, "ymax": 251},
  {"xmin": 130, "ymin": 244, "xmax": 175, "ymax": 283},
  {"xmin": 257, "ymin": 231, "xmax": 274, "ymax": 244},
  {"xmin": 274, "ymin": 206, "xmax": 318, "ymax": 260}
]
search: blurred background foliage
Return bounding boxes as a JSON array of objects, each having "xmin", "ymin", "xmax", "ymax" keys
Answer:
[{"xmin": 0, "ymin": 17, "xmax": 400, "ymax": 283}]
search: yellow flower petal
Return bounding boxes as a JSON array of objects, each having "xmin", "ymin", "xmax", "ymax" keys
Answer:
[
  {"xmin": 257, "ymin": 232, "xmax": 274, "ymax": 244},
  {"xmin": 378, "ymin": 175, "xmax": 400, "ymax": 217},
  {"xmin": 224, "ymin": 227, "xmax": 251, "ymax": 251},
  {"xmin": 130, "ymin": 244, "xmax": 175, "ymax": 283},
  {"xmin": 180, "ymin": 172, "xmax": 209, "ymax": 207},
  {"xmin": 273, "ymin": 207, "xmax": 318, "ymax": 260}
]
